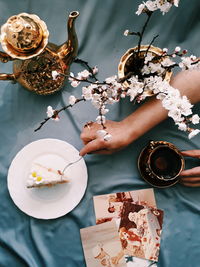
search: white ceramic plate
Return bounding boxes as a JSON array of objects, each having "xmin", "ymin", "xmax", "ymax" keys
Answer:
[{"xmin": 7, "ymin": 138, "xmax": 88, "ymax": 219}]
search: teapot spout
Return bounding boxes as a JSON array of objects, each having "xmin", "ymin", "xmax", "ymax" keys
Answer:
[{"xmin": 58, "ymin": 11, "xmax": 79, "ymax": 67}]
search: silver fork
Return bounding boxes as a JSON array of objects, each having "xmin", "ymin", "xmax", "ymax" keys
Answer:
[{"xmin": 61, "ymin": 156, "xmax": 83, "ymax": 178}]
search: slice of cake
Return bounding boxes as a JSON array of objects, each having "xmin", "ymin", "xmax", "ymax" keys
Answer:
[{"xmin": 27, "ymin": 162, "xmax": 69, "ymax": 188}]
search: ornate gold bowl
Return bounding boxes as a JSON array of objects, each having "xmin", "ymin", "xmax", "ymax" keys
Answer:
[{"xmin": 118, "ymin": 45, "xmax": 172, "ymax": 96}]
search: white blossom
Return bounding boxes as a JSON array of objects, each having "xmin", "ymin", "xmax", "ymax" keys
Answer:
[
  {"xmin": 191, "ymin": 114, "xmax": 200, "ymax": 124},
  {"xmin": 104, "ymin": 134, "xmax": 112, "ymax": 141},
  {"xmin": 52, "ymin": 70, "xmax": 60, "ymax": 80},
  {"xmin": 69, "ymin": 95, "xmax": 76, "ymax": 106},
  {"xmin": 169, "ymin": 109, "xmax": 184, "ymax": 122},
  {"xmin": 161, "ymin": 57, "xmax": 175, "ymax": 67},
  {"xmin": 92, "ymin": 100, "xmax": 101, "ymax": 109},
  {"xmin": 124, "ymin": 29, "xmax": 130, "ymax": 36},
  {"xmin": 127, "ymin": 89, "xmax": 137, "ymax": 101},
  {"xmin": 175, "ymin": 46, "xmax": 181, "ymax": 53},
  {"xmin": 126, "ymin": 76, "xmax": 144, "ymax": 101},
  {"xmin": 173, "ymin": 0, "xmax": 180, "ymax": 7},
  {"xmin": 120, "ymin": 93, "xmax": 126, "ymax": 98},
  {"xmin": 190, "ymin": 55, "xmax": 197, "ymax": 61},
  {"xmin": 136, "ymin": 3, "xmax": 146, "ymax": 15},
  {"xmin": 101, "ymin": 108, "xmax": 109, "ymax": 115},
  {"xmin": 102, "ymin": 91, "xmax": 108, "ymax": 98},
  {"xmin": 144, "ymin": 53, "xmax": 154, "ymax": 64},
  {"xmin": 96, "ymin": 115, "xmax": 106, "ymax": 124},
  {"xmin": 179, "ymin": 57, "xmax": 193, "ymax": 70},
  {"xmin": 148, "ymin": 62, "xmax": 165, "ymax": 74},
  {"xmin": 156, "ymin": 0, "xmax": 172, "ymax": 14},
  {"xmin": 78, "ymin": 70, "xmax": 91, "ymax": 80},
  {"xmin": 46, "ymin": 106, "xmax": 59, "ymax": 121},
  {"xmin": 46, "ymin": 106, "xmax": 55, "ymax": 118},
  {"xmin": 71, "ymin": 80, "xmax": 80, "ymax": 87},
  {"xmin": 156, "ymin": 93, "xmax": 166, "ymax": 100},
  {"xmin": 141, "ymin": 65, "xmax": 151, "ymax": 75},
  {"xmin": 162, "ymin": 47, "xmax": 168, "ymax": 53},
  {"xmin": 92, "ymin": 93, "xmax": 101, "ymax": 101},
  {"xmin": 177, "ymin": 122, "xmax": 187, "ymax": 131},
  {"xmin": 92, "ymin": 66, "xmax": 98, "ymax": 75},
  {"xmin": 105, "ymin": 75, "xmax": 117, "ymax": 84},
  {"xmin": 82, "ymin": 86, "xmax": 92, "ymax": 100},
  {"xmin": 145, "ymin": 1, "xmax": 157, "ymax": 11},
  {"xmin": 188, "ymin": 129, "xmax": 200, "ymax": 139},
  {"xmin": 97, "ymin": 129, "xmax": 107, "ymax": 138},
  {"xmin": 68, "ymin": 72, "xmax": 75, "ymax": 81}
]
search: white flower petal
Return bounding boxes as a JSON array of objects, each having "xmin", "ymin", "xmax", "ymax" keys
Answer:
[
  {"xmin": 69, "ymin": 95, "xmax": 76, "ymax": 106},
  {"xmin": 96, "ymin": 130, "xmax": 107, "ymax": 137},
  {"xmin": 103, "ymin": 134, "xmax": 112, "ymax": 141},
  {"xmin": 46, "ymin": 106, "xmax": 55, "ymax": 118},
  {"xmin": 52, "ymin": 70, "xmax": 60, "ymax": 80},
  {"xmin": 188, "ymin": 129, "xmax": 200, "ymax": 139},
  {"xmin": 191, "ymin": 114, "xmax": 200, "ymax": 124}
]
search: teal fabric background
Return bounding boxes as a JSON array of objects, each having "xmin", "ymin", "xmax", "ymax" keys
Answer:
[{"xmin": 0, "ymin": 0, "xmax": 200, "ymax": 266}]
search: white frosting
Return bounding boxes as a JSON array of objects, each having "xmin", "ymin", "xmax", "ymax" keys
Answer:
[{"xmin": 27, "ymin": 162, "xmax": 68, "ymax": 187}]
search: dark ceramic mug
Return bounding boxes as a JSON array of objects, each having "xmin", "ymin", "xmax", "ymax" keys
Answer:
[{"xmin": 138, "ymin": 141, "xmax": 185, "ymax": 187}]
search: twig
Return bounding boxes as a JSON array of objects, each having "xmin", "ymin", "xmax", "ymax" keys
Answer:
[
  {"xmin": 129, "ymin": 31, "xmax": 141, "ymax": 37},
  {"xmin": 137, "ymin": 12, "xmax": 153, "ymax": 56},
  {"xmin": 34, "ymin": 98, "xmax": 85, "ymax": 132},
  {"xmin": 69, "ymin": 74, "xmax": 108, "ymax": 86},
  {"xmin": 118, "ymin": 72, "xmax": 135, "ymax": 83},
  {"xmin": 74, "ymin": 58, "xmax": 98, "ymax": 81},
  {"xmin": 145, "ymin": 35, "xmax": 159, "ymax": 56}
]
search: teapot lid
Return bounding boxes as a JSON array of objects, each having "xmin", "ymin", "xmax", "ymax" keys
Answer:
[{"xmin": 1, "ymin": 13, "xmax": 49, "ymax": 59}]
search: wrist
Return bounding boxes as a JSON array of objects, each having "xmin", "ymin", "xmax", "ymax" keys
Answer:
[{"xmin": 120, "ymin": 118, "xmax": 138, "ymax": 145}]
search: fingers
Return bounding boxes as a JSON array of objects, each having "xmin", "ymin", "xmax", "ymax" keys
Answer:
[
  {"xmin": 80, "ymin": 129, "xmax": 96, "ymax": 143},
  {"xmin": 179, "ymin": 166, "xmax": 200, "ymax": 177},
  {"xmin": 181, "ymin": 150, "xmax": 200, "ymax": 159},
  {"xmin": 93, "ymin": 148, "xmax": 119, "ymax": 155},
  {"xmin": 179, "ymin": 166, "xmax": 200, "ymax": 187},
  {"xmin": 80, "ymin": 122, "xmax": 101, "ymax": 143},
  {"xmin": 79, "ymin": 138, "xmax": 108, "ymax": 156},
  {"xmin": 180, "ymin": 177, "xmax": 200, "ymax": 183},
  {"xmin": 180, "ymin": 177, "xmax": 200, "ymax": 187},
  {"xmin": 182, "ymin": 182, "xmax": 200, "ymax": 187}
]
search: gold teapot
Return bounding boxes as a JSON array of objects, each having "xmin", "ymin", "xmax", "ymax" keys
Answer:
[{"xmin": 0, "ymin": 11, "xmax": 79, "ymax": 95}]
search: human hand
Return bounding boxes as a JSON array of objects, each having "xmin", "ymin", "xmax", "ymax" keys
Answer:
[
  {"xmin": 79, "ymin": 120, "xmax": 133, "ymax": 156},
  {"xmin": 179, "ymin": 150, "xmax": 200, "ymax": 187}
]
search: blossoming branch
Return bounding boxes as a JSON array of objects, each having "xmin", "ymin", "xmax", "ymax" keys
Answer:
[{"xmin": 35, "ymin": 0, "xmax": 200, "ymax": 139}]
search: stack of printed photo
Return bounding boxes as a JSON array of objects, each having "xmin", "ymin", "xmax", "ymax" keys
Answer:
[{"xmin": 80, "ymin": 188, "xmax": 164, "ymax": 267}]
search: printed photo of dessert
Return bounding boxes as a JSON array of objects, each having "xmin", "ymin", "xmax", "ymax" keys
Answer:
[
  {"xmin": 119, "ymin": 202, "xmax": 164, "ymax": 262},
  {"xmin": 93, "ymin": 189, "xmax": 157, "ymax": 225},
  {"xmin": 80, "ymin": 221, "xmax": 126, "ymax": 267}
]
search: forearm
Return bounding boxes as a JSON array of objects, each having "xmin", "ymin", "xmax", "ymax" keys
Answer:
[
  {"xmin": 123, "ymin": 70, "xmax": 200, "ymax": 142},
  {"xmin": 79, "ymin": 70, "xmax": 200, "ymax": 155}
]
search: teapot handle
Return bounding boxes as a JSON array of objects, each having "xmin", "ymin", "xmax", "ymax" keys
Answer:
[
  {"xmin": 0, "ymin": 51, "xmax": 16, "ymax": 80},
  {"xmin": 0, "ymin": 51, "xmax": 13, "ymax": 63},
  {"xmin": 0, "ymin": 73, "xmax": 15, "ymax": 81}
]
